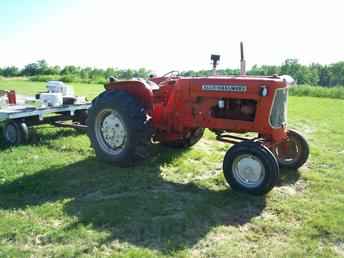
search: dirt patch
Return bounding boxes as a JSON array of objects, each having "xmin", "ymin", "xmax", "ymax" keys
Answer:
[
  {"xmin": 197, "ymin": 138, "xmax": 227, "ymax": 152},
  {"xmin": 334, "ymin": 241, "xmax": 344, "ymax": 257},
  {"xmin": 275, "ymin": 179, "xmax": 307, "ymax": 196}
]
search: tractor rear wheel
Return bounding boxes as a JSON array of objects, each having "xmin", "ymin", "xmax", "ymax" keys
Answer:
[
  {"xmin": 223, "ymin": 141, "xmax": 279, "ymax": 195},
  {"xmin": 272, "ymin": 129, "xmax": 309, "ymax": 170},
  {"xmin": 162, "ymin": 128, "xmax": 204, "ymax": 148},
  {"xmin": 87, "ymin": 90, "xmax": 152, "ymax": 167}
]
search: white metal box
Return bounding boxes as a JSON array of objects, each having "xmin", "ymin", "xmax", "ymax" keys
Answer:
[
  {"xmin": 47, "ymin": 81, "xmax": 74, "ymax": 97},
  {"xmin": 40, "ymin": 93, "xmax": 63, "ymax": 107}
]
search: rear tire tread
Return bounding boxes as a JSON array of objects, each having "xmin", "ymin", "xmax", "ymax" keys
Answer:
[{"xmin": 88, "ymin": 90, "xmax": 152, "ymax": 167}]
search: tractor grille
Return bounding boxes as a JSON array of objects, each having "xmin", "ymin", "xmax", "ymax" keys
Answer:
[{"xmin": 270, "ymin": 88, "xmax": 288, "ymax": 128}]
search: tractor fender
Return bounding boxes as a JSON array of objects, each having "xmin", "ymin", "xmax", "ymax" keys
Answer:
[{"xmin": 105, "ymin": 80, "xmax": 153, "ymax": 111}]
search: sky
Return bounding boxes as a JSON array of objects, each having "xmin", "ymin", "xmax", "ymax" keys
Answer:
[{"xmin": 0, "ymin": 0, "xmax": 343, "ymax": 74}]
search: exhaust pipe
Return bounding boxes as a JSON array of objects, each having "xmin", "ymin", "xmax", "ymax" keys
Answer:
[
  {"xmin": 240, "ymin": 42, "xmax": 246, "ymax": 75},
  {"xmin": 211, "ymin": 54, "xmax": 220, "ymax": 76}
]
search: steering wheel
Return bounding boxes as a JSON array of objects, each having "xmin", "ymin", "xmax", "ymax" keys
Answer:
[{"xmin": 161, "ymin": 70, "xmax": 180, "ymax": 78}]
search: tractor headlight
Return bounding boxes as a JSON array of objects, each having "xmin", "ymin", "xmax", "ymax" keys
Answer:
[
  {"xmin": 218, "ymin": 99, "xmax": 225, "ymax": 109},
  {"xmin": 260, "ymin": 86, "xmax": 268, "ymax": 97}
]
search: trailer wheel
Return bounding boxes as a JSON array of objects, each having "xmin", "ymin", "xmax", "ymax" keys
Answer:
[
  {"xmin": 3, "ymin": 121, "xmax": 29, "ymax": 146},
  {"xmin": 162, "ymin": 128, "xmax": 204, "ymax": 148},
  {"xmin": 272, "ymin": 129, "xmax": 309, "ymax": 169},
  {"xmin": 73, "ymin": 110, "xmax": 88, "ymax": 125},
  {"xmin": 223, "ymin": 141, "xmax": 279, "ymax": 195},
  {"xmin": 87, "ymin": 90, "xmax": 152, "ymax": 167}
]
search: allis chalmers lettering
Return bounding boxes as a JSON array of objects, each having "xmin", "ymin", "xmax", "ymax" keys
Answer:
[{"xmin": 202, "ymin": 84, "xmax": 247, "ymax": 92}]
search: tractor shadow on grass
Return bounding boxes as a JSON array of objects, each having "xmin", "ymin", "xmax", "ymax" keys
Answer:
[
  {"xmin": 0, "ymin": 126, "xmax": 83, "ymax": 150},
  {"xmin": 0, "ymin": 145, "xmax": 300, "ymax": 253},
  {"xmin": 29, "ymin": 126, "xmax": 84, "ymax": 145}
]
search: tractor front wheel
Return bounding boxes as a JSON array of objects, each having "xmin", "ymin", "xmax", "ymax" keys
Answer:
[
  {"xmin": 223, "ymin": 141, "xmax": 279, "ymax": 195},
  {"xmin": 87, "ymin": 90, "xmax": 152, "ymax": 167},
  {"xmin": 272, "ymin": 129, "xmax": 309, "ymax": 170}
]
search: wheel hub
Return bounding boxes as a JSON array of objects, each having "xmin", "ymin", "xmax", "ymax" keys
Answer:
[
  {"xmin": 232, "ymin": 154, "xmax": 265, "ymax": 187},
  {"xmin": 101, "ymin": 112, "xmax": 126, "ymax": 149}
]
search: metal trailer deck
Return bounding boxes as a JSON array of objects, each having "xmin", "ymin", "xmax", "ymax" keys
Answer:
[{"xmin": 0, "ymin": 103, "xmax": 91, "ymax": 145}]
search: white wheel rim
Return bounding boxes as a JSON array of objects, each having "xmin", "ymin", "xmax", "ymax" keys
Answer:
[
  {"xmin": 95, "ymin": 109, "xmax": 127, "ymax": 155},
  {"xmin": 232, "ymin": 154, "xmax": 265, "ymax": 188}
]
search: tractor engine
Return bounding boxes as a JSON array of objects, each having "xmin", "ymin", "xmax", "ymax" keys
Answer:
[{"xmin": 211, "ymin": 98, "xmax": 257, "ymax": 121}]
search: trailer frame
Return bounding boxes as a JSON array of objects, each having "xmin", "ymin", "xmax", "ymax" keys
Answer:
[{"xmin": 0, "ymin": 103, "xmax": 91, "ymax": 145}]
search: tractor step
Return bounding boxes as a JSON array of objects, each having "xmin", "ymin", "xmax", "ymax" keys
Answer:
[{"xmin": 216, "ymin": 133, "xmax": 259, "ymax": 144}]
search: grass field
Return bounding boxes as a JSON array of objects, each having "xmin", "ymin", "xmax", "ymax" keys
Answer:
[{"xmin": 0, "ymin": 80, "xmax": 344, "ymax": 257}]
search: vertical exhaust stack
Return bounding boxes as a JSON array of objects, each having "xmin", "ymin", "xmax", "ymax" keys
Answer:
[
  {"xmin": 240, "ymin": 42, "xmax": 246, "ymax": 75},
  {"xmin": 211, "ymin": 54, "xmax": 220, "ymax": 76}
]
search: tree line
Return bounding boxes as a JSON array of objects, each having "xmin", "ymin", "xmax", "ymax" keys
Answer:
[
  {"xmin": 181, "ymin": 59, "xmax": 344, "ymax": 87},
  {"xmin": 1, "ymin": 59, "xmax": 344, "ymax": 86},
  {"xmin": 0, "ymin": 60, "xmax": 151, "ymax": 84}
]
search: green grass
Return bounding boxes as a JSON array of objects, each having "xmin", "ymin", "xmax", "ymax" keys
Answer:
[
  {"xmin": 290, "ymin": 85, "xmax": 344, "ymax": 99},
  {"xmin": 0, "ymin": 80, "xmax": 344, "ymax": 257}
]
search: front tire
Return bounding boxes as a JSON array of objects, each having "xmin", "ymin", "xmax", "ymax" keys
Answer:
[
  {"xmin": 223, "ymin": 142, "xmax": 279, "ymax": 195},
  {"xmin": 87, "ymin": 91, "xmax": 152, "ymax": 167},
  {"xmin": 272, "ymin": 129, "xmax": 309, "ymax": 170}
]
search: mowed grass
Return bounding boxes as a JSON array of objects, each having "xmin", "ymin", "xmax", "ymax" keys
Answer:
[{"xmin": 0, "ymin": 80, "xmax": 344, "ymax": 257}]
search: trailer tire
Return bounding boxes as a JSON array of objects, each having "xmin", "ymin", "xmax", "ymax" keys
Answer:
[
  {"xmin": 3, "ymin": 121, "xmax": 29, "ymax": 146},
  {"xmin": 223, "ymin": 141, "xmax": 279, "ymax": 195},
  {"xmin": 162, "ymin": 128, "xmax": 204, "ymax": 148},
  {"xmin": 272, "ymin": 129, "xmax": 309, "ymax": 170},
  {"xmin": 73, "ymin": 110, "xmax": 88, "ymax": 125},
  {"xmin": 88, "ymin": 90, "xmax": 152, "ymax": 167}
]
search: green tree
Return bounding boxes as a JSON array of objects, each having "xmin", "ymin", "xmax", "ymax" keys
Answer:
[
  {"xmin": 46, "ymin": 65, "xmax": 61, "ymax": 75},
  {"xmin": 22, "ymin": 62, "xmax": 40, "ymax": 76},
  {"xmin": 2, "ymin": 66, "xmax": 19, "ymax": 77},
  {"xmin": 37, "ymin": 60, "xmax": 49, "ymax": 74},
  {"xmin": 329, "ymin": 62, "xmax": 344, "ymax": 86},
  {"xmin": 61, "ymin": 65, "xmax": 80, "ymax": 75}
]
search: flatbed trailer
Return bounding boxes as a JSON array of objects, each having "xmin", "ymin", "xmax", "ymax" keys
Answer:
[{"xmin": 0, "ymin": 103, "xmax": 91, "ymax": 145}]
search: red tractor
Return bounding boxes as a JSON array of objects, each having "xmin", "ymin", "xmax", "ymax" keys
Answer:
[{"xmin": 87, "ymin": 46, "xmax": 309, "ymax": 195}]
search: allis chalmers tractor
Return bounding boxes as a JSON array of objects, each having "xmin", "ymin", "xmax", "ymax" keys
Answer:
[{"xmin": 87, "ymin": 45, "xmax": 309, "ymax": 195}]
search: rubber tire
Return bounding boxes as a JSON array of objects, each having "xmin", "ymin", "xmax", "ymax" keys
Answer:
[
  {"xmin": 223, "ymin": 141, "xmax": 279, "ymax": 195},
  {"xmin": 3, "ymin": 121, "xmax": 29, "ymax": 146},
  {"xmin": 73, "ymin": 110, "xmax": 88, "ymax": 125},
  {"xmin": 273, "ymin": 129, "xmax": 309, "ymax": 170},
  {"xmin": 87, "ymin": 90, "xmax": 152, "ymax": 167},
  {"xmin": 162, "ymin": 128, "xmax": 205, "ymax": 148}
]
